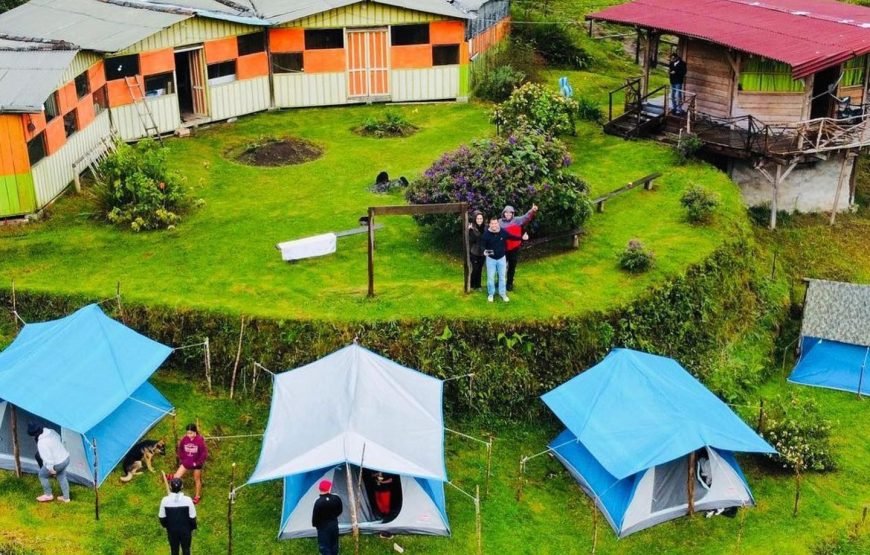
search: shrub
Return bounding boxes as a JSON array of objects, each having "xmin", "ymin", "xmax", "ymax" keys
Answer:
[
  {"xmin": 747, "ymin": 204, "xmax": 794, "ymax": 227},
  {"xmin": 512, "ymin": 22, "xmax": 591, "ymax": 69},
  {"xmin": 760, "ymin": 394, "xmax": 837, "ymax": 472},
  {"xmin": 492, "ymin": 82, "xmax": 579, "ymax": 136},
  {"xmin": 680, "ymin": 185, "xmax": 720, "ymax": 224},
  {"xmin": 576, "ymin": 97, "xmax": 604, "ymax": 123},
  {"xmin": 674, "ymin": 133, "xmax": 704, "ymax": 164},
  {"xmin": 619, "ymin": 239, "xmax": 654, "ymax": 273},
  {"xmin": 358, "ymin": 111, "xmax": 417, "ymax": 138},
  {"xmin": 405, "ymin": 128, "xmax": 592, "ymax": 237},
  {"xmin": 473, "ymin": 65, "xmax": 526, "ymax": 102},
  {"xmin": 95, "ymin": 139, "xmax": 189, "ymax": 232}
]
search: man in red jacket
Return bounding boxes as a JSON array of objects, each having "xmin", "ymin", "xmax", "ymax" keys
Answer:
[{"xmin": 499, "ymin": 204, "xmax": 538, "ymax": 292}]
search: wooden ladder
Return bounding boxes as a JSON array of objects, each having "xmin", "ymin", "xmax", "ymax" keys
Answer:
[{"xmin": 124, "ymin": 76, "xmax": 162, "ymax": 142}]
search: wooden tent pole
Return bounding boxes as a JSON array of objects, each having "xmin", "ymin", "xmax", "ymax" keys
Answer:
[
  {"xmin": 10, "ymin": 405, "xmax": 21, "ymax": 477},
  {"xmin": 484, "ymin": 437, "xmax": 493, "ymax": 499},
  {"xmin": 227, "ymin": 463, "xmax": 236, "ymax": 555},
  {"xmin": 93, "ymin": 438, "xmax": 100, "ymax": 521},
  {"xmin": 229, "ymin": 318, "xmax": 246, "ymax": 400},
  {"xmin": 462, "ymin": 203, "xmax": 470, "ymax": 293},
  {"xmin": 475, "ymin": 485, "xmax": 483, "ymax": 555},
  {"xmin": 829, "ymin": 152, "xmax": 851, "ymax": 225},
  {"xmin": 345, "ymin": 462, "xmax": 360, "ymax": 555},
  {"xmin": 687, "ymin": 451, "xmax": 697, "ymax": 517},
  {"xmin": 367, "ymin": 208, "xmax": 375, "ymax": 297},
  {"xmin": 172, "ymin": 412, "xmax": 180, "ymax": 467},
  {"xmin": 11, "ymin": 278, "xmax": 19, "ymax": 332}
]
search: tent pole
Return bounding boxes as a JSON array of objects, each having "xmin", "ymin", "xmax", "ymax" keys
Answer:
[
  {"xmin": 462, "ymin": 203, "xmax": 470, "ymax": 293},
  {"xmin": 10, "ymin": 405, "xmax": 21, "ymax": 477},
  {"xmin": 475, "ymin": 485, "xmax": 482, "ymax": 555},
  {"xmin": 11, "ymin": 278, "xmax": 19, "ymax": 332},
  {"xmin": 792, "ymin": 465, "xmax": 802, "ymax": 517},
  {"xmin": 857, "ymin": 347, "xmax": 868, "ymax": 399},
  {"xmin": 345, "ymin": 462, "xmax": 360, "ymax": 555},
  {"xmin": 687, "ymin": 451, "xmax": 696, "ymax": 517},
  {"xmin": 93, "ymin": 438, "xmax": 100, "ymax": 521},
  {"xmin": 204, "ymin": 337, "xmax": 213, "ymax": 394},
  {"xmin": 227, "ymin": 463, "xmax": 235, "ymax": 555},
  {"xmin": 591, "ymin": 495, "xmax": 599, "ymax": 554},
  {"xmin": 484, "ymin": 437, "xmax": 493, "ymax": 499}
]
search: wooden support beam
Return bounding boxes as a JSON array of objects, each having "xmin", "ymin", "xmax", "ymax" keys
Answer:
[
  {"xmin": 10, "ymin": 405, "xmax": 21, "ymax": 477},
  {"xmin": 687, "ymin": 451, "xmax": 697, "ymax": 517},
  {"xmin": 367, "ymin": 208, "xmax": 375, "ymax": 297}
]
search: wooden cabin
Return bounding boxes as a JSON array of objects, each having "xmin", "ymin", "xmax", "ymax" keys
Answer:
[
  {"xmin": 0, "ymin": 0, "xmax": 511, "ymax": 219},
  {"xmin": 589, "ymin": 0, "xmax": 870, "ymax": 226}
]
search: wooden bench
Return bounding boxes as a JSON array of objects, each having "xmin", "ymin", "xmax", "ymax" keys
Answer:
[
  {"xmin": 524, "ymin": 229, "xmax": 585, "ymax": 250},
  {"xmin": 592, "ymin": 172, "xmax": 661, "ymax": 213}
]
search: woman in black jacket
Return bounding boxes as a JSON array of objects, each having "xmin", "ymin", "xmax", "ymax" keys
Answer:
[{"xmin": 467, "ymin": 211, "xmax": 485, "ymax": 290}]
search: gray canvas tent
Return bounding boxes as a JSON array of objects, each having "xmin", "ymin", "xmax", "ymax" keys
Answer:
[{"xmin": 247, "ymin": 344, "xmax": 449, "ymax": 539}]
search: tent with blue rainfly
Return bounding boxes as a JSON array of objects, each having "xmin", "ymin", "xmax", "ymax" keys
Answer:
[
  {"xmin": 789, "ymin": 279, "xmax": 870, "ymax": 395},
  {"xmin": 247, "ymin": 343, "xmax": 449, "ymax": 539},
  {"xmin": 542, "ymin": 348, "xmax": 775, "ymax": 538},
  {"xmin": 0, "ymin": 304, "xmax": 173, "ymax": 486}
]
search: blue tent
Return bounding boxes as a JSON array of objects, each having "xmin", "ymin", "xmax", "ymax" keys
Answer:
[
  {"xmin": 542, "ymin": 349, "xmax": 775, "ymax": 537},
  {"xmin": 0, "ymin": 304, "xmax": 173, "ymax": 486},
  {"xmin": 789, "ymin": 337, "xmax": 869, "ymax": 395}
]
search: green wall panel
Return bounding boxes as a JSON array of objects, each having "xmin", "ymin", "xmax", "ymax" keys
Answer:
[{"xmin": 0, "ymin": 172, "xmax": 36, "ymax": 217}]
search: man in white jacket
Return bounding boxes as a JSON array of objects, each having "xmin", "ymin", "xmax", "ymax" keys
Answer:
[{"xmin": 27, "ymin": 422, "xmax": 71, "ymax": 503}]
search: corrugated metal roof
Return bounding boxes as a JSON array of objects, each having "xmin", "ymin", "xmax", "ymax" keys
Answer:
[
  {"xmin": 588, "ymin": 0, "xmax": 870, "ymax": 78},
  {"xmin": 0, "ymin": 46, "xmax": 78, "ymax": 112},
  {"xmin": 256, "ymin": 0, "xmax": 471, "ymax": 24}
]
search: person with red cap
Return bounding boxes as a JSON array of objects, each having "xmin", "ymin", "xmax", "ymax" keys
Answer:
[{"xmin": 312, "ymin": 479, "xmax": 343, "ymax": 555}]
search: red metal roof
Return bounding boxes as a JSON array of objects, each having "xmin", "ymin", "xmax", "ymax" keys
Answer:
[{"xmin": 587, "ymin": 0, "xmax": 870, "ymax": 78}]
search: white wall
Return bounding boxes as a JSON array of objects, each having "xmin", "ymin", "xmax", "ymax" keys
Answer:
[
  {"xmin": 274, "ymin": 73, "xmax": 349, "ymax": 108},
  {"xmin": 208, "ymin": 76, "xmax": 271, "ymax": 121},
  {"xmin": 391, "ymin": 67, "xmax": 459, "ymax": 102},
  {"xmin": 111, "ymin": 94, "xmax": 181, "ymax": 142}
]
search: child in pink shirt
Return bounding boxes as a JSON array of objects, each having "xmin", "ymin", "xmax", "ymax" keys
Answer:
[{"xmin": 171, "ymin": 424, "xmax": 208, "ymax": 504}]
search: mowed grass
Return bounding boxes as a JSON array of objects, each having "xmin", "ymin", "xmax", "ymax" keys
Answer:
[
  {"xmin": 0, "ymin": 370, "xmax": 867, "ymax": 555},
  {"xmin": 0, "ymin": 103, "xmax": 744, "ymax": 321}
]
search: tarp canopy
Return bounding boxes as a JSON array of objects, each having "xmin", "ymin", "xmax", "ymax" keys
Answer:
[
  {"xmin": 542, "ymin": 349, "xmax": 775, "ymax": 480},
  {"xmin": 248, "ymin": 343, "xmax": 446, "ymax": 484},
  {"xmin": 0, "ymin": 304, "xmax": 173, "ymax": 433},
  {"xmin": 789, "ymin": 337, "xmax": 869, "ymax": 395}
]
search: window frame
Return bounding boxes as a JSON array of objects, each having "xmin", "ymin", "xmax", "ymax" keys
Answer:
[
  {"xmin": 63, "ymin": 109, "xmax": 79, "ymax": 138},
  {"xmin": 304, "ymin": 29, "xmax": 344, "ymax": 50},
  {"xmin": 391, "ymin": 24, "xmax": 430, "ymax": 46},
  {"xmin": 432, "ymin": 44, "xmax": 460, "ymax": 66},
  {"xmin": 104, "ymin": 54, "xmax": 140, "ymax": 81},
  {"xmin": 144, "ymin": 72, "xmax": 175, "ymax": 96},
  {"xmin": 271, "ymin": 52, "xmax": 304, "ymax": 74},
  {"xmin": 237, "ymin": 31, "xmax": 266, "ymax": 56},
  {"xmin": 43, "ymin": 92, "xmax": 60, "ymax": 121},
  {"xmin": 74, "ymin": 72, "xmax": 90, "ymax": 99},
  {"xmin": 842, "ymin": 55, "xmax": 867, "ymax": 88},
  {"xmin": 92, "ymin": 85, "xmax": 109, "ymax": 115},
  {"xmin": 207, "ymin": 60, "xmax": 237, "ymax": 86},
  {"xmin": 739, "ymin": 57, "xmax": 805, "ymax": 93},
  {"xmin": 27, "ymin": 132, "xmax": 47, "ymax": 166}
]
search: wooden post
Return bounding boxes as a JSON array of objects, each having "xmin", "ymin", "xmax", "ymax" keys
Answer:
[
  {"xmin": 204, "ymin": 337, "xmax": 212, "ymax": 394},
  {"xmin": 93, "ymin": 438, "xmax": 100, "ymax": 521},
  {"xmin": 829, "ymin": 152, "xmax": 851, "ymax": 225},
  {"xmin": 11, "ymin": 278, "xmax": 19, "ymax": 332},
  {"xmin": 687, "ymin": 451, "xmax": 697, "ymax": 516},
  {"xmin": 345, "ymin": 463, "xmax": 360, "ymax": 555},
  {"xmin": 770, "ymin": 164, "xmax": 781, "ymax": 230},
  {"xmin": 515, "ymin": 458, "xmax": 525, "ymax": 502},
  {"xmin": 462, "ymin": 205, "xmax": 471, "ymax": 293},
  {"xmin": 10, "ymin": 405, "xmax": 21, "ymax": 477},
  {"xmin": 229, "ymin": 318, "xmax": 246, "ymax": 400},
  {"xmin": 367, "ymin": 207, "xmax": 375, "ymax": 298},
  {"xmin": 484, "ymin": 438, "xmax": 493, "ymax": 499},
  {"xmin": 475, "ymin": 485, "xmax": 483, "ymax": 555},
  {"xmin": 172, "ymin": 411, "xmax": 180, "ymax": 467},
  {"xmin": 227, "ymin": 463, "xmax": 236, "ymax": 555},
  {"xmin": 757, "ymin": 399, "xmax": 765, "ymax": 432},
  {"xmin": 641, "ymin": 30, "xmax": 652, "ymax": 96},
  {"xmin": 115, "ymin": 282, "xmax": 124, "ymax": 323},
  {"xmin": 792, "ymin": 465, "xmax": 802, "ymax": 517}
]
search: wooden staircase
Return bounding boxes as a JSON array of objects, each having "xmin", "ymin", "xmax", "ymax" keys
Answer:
[{"xmin": 604, "ymin": 103, "xmax": 666, "ymax": 138}]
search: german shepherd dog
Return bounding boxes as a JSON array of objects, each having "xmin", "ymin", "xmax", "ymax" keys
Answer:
[{"xmin": 119, "ymin": 439, "xmax": 166, "ymax": 483}]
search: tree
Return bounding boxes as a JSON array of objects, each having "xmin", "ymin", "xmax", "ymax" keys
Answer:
[{"xmin": 0, "ymin": 0, "xmax": 28, "ymax": 14}]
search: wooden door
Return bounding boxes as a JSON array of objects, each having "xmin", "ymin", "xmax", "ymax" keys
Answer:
[
  {"xmin": 188, "ymin": 49, "xmax": 209, "ymax": 117},
  {"xmin": 347, "ymin": 29, "xmax": 390, "ymax": 99}
]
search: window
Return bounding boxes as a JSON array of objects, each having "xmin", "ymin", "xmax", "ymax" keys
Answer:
[
  {"xmin": 105, "ymin": 54, "xmax": 140, "ymax": 81},
  {"xmin": 74, "ymin": 72, "xmax": 90, "ymax": 99},
  {"xmin": 271, "ymin": 52, "xmax": 303, "ymax": 74},
  {"xmin": 63, "ymin": 110, "xmax": 78, "ymax": 138},
  {"xmin": 843, "ymin": 55, "xmax": 867, "ymax": 88},
  {"xmin": 432, "ymin": 44, "xmax": 460, "ymax": 66},
  {"xmin": 207, "ymin": 60, "xmax": 236, "ymax": 85},
  {"xmin": 144, "ymin": 72, "xmax": 175, "ymax": 96},
  {"xmin": 237, "ymin": 31, "xmax": 266, "ymax": 56},
  {"xmin": 27, "ymin": 133, "xmax": 47, "ymax": 165},
  {"xmin": 391, "ymin": 24, "xmax": 429, "ymax": 46},
  {"xmin": 93, "ymin": 85, "xmax": 108, "ymax": 114},
  {"xmin": 739, "ymin": 57, "xmax": 804, "ymax": 93},
  {"xmin": 304, "ymin": 29, "xmax": 343, "ymax": 50},
  {"xmin": 43, "ymin": 92, "xmax": 60, "ymax": 120}
]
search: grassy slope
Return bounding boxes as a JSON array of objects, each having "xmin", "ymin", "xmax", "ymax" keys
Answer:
[{"xmin": 0, "ymin": 103, "xmax": 743, "ymax": 321}]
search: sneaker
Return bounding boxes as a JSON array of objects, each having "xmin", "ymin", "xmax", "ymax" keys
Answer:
[
  {"xmin": 36, "ymin": 495, "xmax": 54, "ymax": 502},
  {"xmin": 193, "ymin": 496, "xmax": 201, "ymax": 505},
  {"xmin": 57, "ymin": 497, "xmax": 71, "ymax": 503},
  {"xmin": 487, "ymin": 295, "xmax": 493, "ymax": 303},
  {"xmin": 501, "ymin": 295, "xmax": 510, "ymax": 302},
  {"xmin": 378, "ymin": 532, "xmax": 394, "ymax": 539}
]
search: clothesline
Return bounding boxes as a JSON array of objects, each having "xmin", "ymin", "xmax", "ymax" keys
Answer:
[
  {"xmin": 205, "ymin": 433, "xmax": 263, "ymax": 441},
  {"xmin": 446, "ymin": 427, "xmax": 491, "ymax": 447},
  {"xmin": 173, "ymin": 340, "xmax": 208, "ymax": 352}
]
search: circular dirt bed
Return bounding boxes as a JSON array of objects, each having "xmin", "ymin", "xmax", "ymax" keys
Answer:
[{"xmin": 228, "ymin": 137, "xmax": 323, "ymax": 167}]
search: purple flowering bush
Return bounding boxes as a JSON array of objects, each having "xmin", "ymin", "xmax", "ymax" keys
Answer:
[{"xmin": 405, "ymin": 129, "xmax": 592, "ymax": 237}]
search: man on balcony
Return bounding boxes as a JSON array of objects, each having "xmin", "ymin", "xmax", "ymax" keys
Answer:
[{"xmin": 669, "ymin": 52, "xmax": 687, "ymax": 114}]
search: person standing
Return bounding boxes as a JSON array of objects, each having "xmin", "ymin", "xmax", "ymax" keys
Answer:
[
  {"xmin": 467, "ymin": 210, "xmax": 485, "ymax": 290},
  {"xmin": 159, "ymin": 477, "xmax": 197, "ymax": 555},
  {"xmin": 172, "ymin": 424, "xmax": 208, "ymax": 504},
  {"xmin": 498, "ymin": 204, "xmax": 538, "ymax": 292},
  {"xmin": 668, "ymin": 52, "xmax": 687, "ymax": 114},
  {"xmin": 481, "ymin": 217, "xmax": 527, "ymax": 302},
  {"xmin": 28, "ymin": 422, "xmax": 71, "ymax": 503},
  {"xmin": 312, "ymin": 479, "xmax": 343, "ymax": 555}
]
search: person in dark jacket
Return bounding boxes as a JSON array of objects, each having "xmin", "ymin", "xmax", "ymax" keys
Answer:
[
  {"xmin": 498, "ymin": 204, "xmax": 538, "ymax": 292},
  {"xmin": 467, "ymin": 211, "xmax": 485, "ymax": 290},
  {"xmin": 172, "ymin": 424, "xmax": 208, "ymax": 504},
  {"xmin": 312, "ymin": 479, "xmax": 343, "ymax": 555},
  {"xmin": 480, "ymin": 217, "xmax": 526, "ymax": 302},
  {"xmin": 159, "ymin": 478, "xmax": 197, "ymax": 555},
  {"xmin": 668, "ymin": 52, "xmax": 687, "ymax": 114}
]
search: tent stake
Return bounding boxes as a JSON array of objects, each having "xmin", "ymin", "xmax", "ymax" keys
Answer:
[
  {"xmin": 227, "ymin": 463, "xmax": 236, "ymax": 555},
  {"xmin": 10, "ymin": 405, "xmax": 21, "ymax": 477},
  {"xmin": 475, "ymin": 485, "xmax": 482, "ymax": 555},
  {"xmin": 93, "ymin": 438, "xmax": 100, "ymax": 521},
  {"xmin": 687, "ymin": 451, "xmax": 696, "ymax": 517}
]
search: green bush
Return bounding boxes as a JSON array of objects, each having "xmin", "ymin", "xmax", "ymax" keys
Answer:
[
  {"xmin": 680, "ymin": 185, "xmax": 720, "ymax": 224},
  {"xmin": 674, "ymin": 133, "xmax": 704, "ymax": 164},
  {"xmin": 747, "ymin": 204, "xmax": 794, "ymax": 227},
  {"xmin": 358, "ymin": 111, "xmax": 417, "ymax": 138},
  {"xmin": 473, "ymin": 65, "xmax": 526, "ymax": 102},
  {"xmin": 760, "ymin": 394, "xmax": 837, "ymax": 472},
  {"xmin": 95, "ymin": 139, "xmax": 189, "ymax": 231},
  {"xmin": 512, "ymin": 22, "xmax": 591, "ymax": 69},
  {"xmin": 576, "ymin": 97, "xmax": 604, "ymax": 123},
  {"xmin": 492, "ymin": 82, "xmax": 578, "ymax": 136},
  {"xmin": 405, "ymin": 127, "xmax": 592, "ymax": 237},
  {"xmin": 619, "ymin": 239, "xmax": 655, "ymax": 273}
]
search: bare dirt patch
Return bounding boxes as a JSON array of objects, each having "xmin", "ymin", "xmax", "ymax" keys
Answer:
[{"xmin": 228, "ymin": 137, "xmax": 323, "ymax": 167}]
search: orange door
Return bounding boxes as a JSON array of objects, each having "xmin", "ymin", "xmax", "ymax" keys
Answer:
[{"xmin": 347, "ymin": 29, "xmax": 389, "ymax": 99}]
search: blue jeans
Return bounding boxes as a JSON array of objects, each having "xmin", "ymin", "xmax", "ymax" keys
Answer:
[
  {"xmin": 38, "ymin": 456, "xmax": 70, "ymax": 499},
  {"xmin": 485, "ymin": 256, "xmax": 507, "ymax": 297},
  {"xmin": 671, "ymin": 83, "xmax": 684, "ymax": 112}
]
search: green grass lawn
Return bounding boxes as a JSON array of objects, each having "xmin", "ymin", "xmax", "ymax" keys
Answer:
[{"xmin": 0, "ymin": 103, "xmax": 745, "ymax": 321}]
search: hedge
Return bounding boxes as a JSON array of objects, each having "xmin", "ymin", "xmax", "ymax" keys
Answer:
[{"xmin": 0, "ymin": 239, "xmax": 759, "ymax": 422}]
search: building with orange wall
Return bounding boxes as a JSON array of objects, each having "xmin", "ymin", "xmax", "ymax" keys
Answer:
[{"xmin": 0, "ymin": 0, "xmax": 511, "ymax": 219}]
